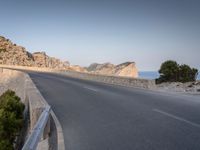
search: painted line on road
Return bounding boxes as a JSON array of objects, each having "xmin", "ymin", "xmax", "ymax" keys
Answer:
[
  {"xmin": 153, "ymin": 109, "xmax": 200, "ymax": 129},
  {"xmin": 83, "ymin": 86, "xmax": 98, "ymax": 92}
]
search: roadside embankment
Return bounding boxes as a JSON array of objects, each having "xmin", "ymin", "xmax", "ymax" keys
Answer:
[
  {"xmin": 0, "ymin": 67, "xmax": 65, "ymax": 150},
  {"xmin": 157, "ymin": 81, "xmax": 200, "ymax": 95}
]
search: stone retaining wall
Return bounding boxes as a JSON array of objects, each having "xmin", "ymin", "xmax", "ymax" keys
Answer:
[{"xmin": 58, "ymin": 70, "xmax": 156, "ymax": 89}]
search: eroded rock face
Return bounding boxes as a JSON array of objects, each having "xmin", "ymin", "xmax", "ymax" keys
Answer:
[
  {"xmin": 0, "ymin": 36, "xmax": 34, "ymax": 66},
  {"xmin": 87, "ymin": 62, "xmax": 138, "ymax": 78},
  {"xmin": 32, "ymin": 52, "xmax": 48, "ymax": 67},
  {"xmin": 32, "ymin": 52, "xmax": 69, "ymax": 69},
  {"xmin": 115, "ymin": 62, "xmax": 138, "ymax": 77},
  {"xmin": 0, "ymin": 36, "xmax": 69, "ymax": 69}
]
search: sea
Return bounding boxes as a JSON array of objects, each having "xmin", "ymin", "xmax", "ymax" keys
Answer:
[{"xmin": 139, "ymin": 71, "xmax": 200, "ymax": 80}]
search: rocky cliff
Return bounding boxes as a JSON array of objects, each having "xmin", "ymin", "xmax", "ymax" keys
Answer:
[
  {"xmin": 0, "ymin": 36, "xmax": 69, "ymax": 69},
  {"xmin": 0, "ymin": 36, "xmax": 34, "ymax": 66},
  {"xmin": 87, "ymin": 62, "xmax": 138, "ymax": 78}
]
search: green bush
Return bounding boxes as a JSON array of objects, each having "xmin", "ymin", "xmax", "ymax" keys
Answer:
[
  {"xmin": 0, "ymin": 139, "xmax": 13, "ymax": 150},
  {"xmin": 0, "ymin": 90, "xmax": 25, "ymax": 150},
  {"xmin": 156, "ymin": 60, "xmax": 198, "ymax": 84}
]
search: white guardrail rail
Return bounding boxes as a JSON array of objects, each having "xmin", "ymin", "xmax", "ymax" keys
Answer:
[{"xmin": 22, "ymin": 106, "xmax": 51, "ymax": 150}]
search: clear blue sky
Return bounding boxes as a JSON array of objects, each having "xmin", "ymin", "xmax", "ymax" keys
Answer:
[{"xmin": 0, "ymin": 0, "xmax": 199, "ymax": 71}]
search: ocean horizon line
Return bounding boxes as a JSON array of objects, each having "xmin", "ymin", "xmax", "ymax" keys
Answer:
[{"xmin": 139, "ymin": 71, "xmax": 200, "ymax": 80}]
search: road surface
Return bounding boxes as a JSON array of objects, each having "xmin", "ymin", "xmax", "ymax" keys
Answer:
[{"xmin": 28, "ymin": 72, "xmax": 200, "ymax": 150}]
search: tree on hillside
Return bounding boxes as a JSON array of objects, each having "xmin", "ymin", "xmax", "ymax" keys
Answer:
[
  {"xmin": 179, "ymin": 64, "xmax": 198, "ymax": 83},
  {"xmin": 156, "ymin": 60, "xmax": 198, "ymax": 84},
  {"xmin": 158, "ymin": 60, "xmax": 179, "ymax": 83}
]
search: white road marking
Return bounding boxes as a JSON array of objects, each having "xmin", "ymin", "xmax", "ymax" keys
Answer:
[
  {"xmin": 83, "ymin": 86, "xmax": 98, "ymax": 92},
  {"xmin": 153, "ymin": 109, "xmax": 200, "ymax": 128}
]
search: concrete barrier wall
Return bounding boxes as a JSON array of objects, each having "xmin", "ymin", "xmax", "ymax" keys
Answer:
[
  {"xmin": 0, "ymin": 65, "xmax": 156, "ymax": 89},
  {"xmin": 25, "ymin": 74, "xmax": 48, "ymax": 130}
]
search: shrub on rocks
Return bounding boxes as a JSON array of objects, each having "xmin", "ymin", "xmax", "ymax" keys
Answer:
[{"xmin": 0, "ymin": 48, "xmax": 6, "ymax": 53}]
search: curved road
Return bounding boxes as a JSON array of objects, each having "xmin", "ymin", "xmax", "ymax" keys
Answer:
[{"xmin": 28, "ymin": 72, "xmax": 200, "ymax": 150}]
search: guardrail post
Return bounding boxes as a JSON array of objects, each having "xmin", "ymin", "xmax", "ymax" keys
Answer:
[
  {"xmin": 43, "ymin": 117, "xmax": 50, "ymax": 139},
  {"xmin": 22, "ymin": 106, "xmax": 51, "ymax": 150}
]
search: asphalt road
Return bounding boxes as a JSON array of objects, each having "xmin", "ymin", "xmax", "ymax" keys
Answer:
[{"xmin": 28, "ymin": 72, "xmax": 200, "ymax": 150}]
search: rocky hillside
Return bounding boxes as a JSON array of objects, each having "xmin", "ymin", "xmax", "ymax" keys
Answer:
[
  {"xmin": 70, "ymin": 65, "xmax": 88, "ymax": 72},
  {"xmin": 0, "ymin": 36, "xmax": 139, "ymax": 77},
  {"xmin": 87, "ymin": 62, "xmax": 138, "ymax": 78},
  {"xmin": 32, "ymin": 52, "xmax": 70, "ymax": 69},
  {"xmin": 0, "ymin": 36, "xmax": 69, "ymax": 69}
]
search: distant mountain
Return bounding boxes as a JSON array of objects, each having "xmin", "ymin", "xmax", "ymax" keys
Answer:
[
  {"xmin": 87, "ymin": 62, "xmax": 138, "ymax": 78},
  {"xmin": 0, "ymin": 36, "xmax": 69, "ymax": 70}
]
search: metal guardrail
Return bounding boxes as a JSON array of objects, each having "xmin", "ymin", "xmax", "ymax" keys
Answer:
[{"xmin": 22, "ymin": 106, "xmax": 51, "ymax": 150}]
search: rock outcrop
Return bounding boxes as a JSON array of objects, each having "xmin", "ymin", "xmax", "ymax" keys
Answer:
[
  {"xmin": 0, "ymin": 36, "xmax": 34, "ymax": 66},
  {"xmin": 32, "ymin": 52, "xmax": 70, "ymax": 69},
  {"xmin": 87, "ymin": 62, "xmax": 138, "ymax": 78},
  {"xmin": 0, "ymin": 36, "xmax": 69, "ymax": 69}
]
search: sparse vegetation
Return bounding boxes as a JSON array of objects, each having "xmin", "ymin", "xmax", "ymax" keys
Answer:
[
  {"xmin": 0, "ymin": 36, "xmax": 5, "ymax": 40},
  {"xmin": 0, "ymin": 90, "xmax": 25, "ymax": 150},
  {"xmin": 156, "ymin": 60, "xmax": 198, "ymax": 84},
  {"xmin": 0, "ymin": 48, "xmax": 6, "ymax": 53}
]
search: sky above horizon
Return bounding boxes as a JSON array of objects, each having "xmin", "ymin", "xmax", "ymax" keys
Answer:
[{"xmin": 0, "ymin": 0, "xmax": 200, "ymax": 71}]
